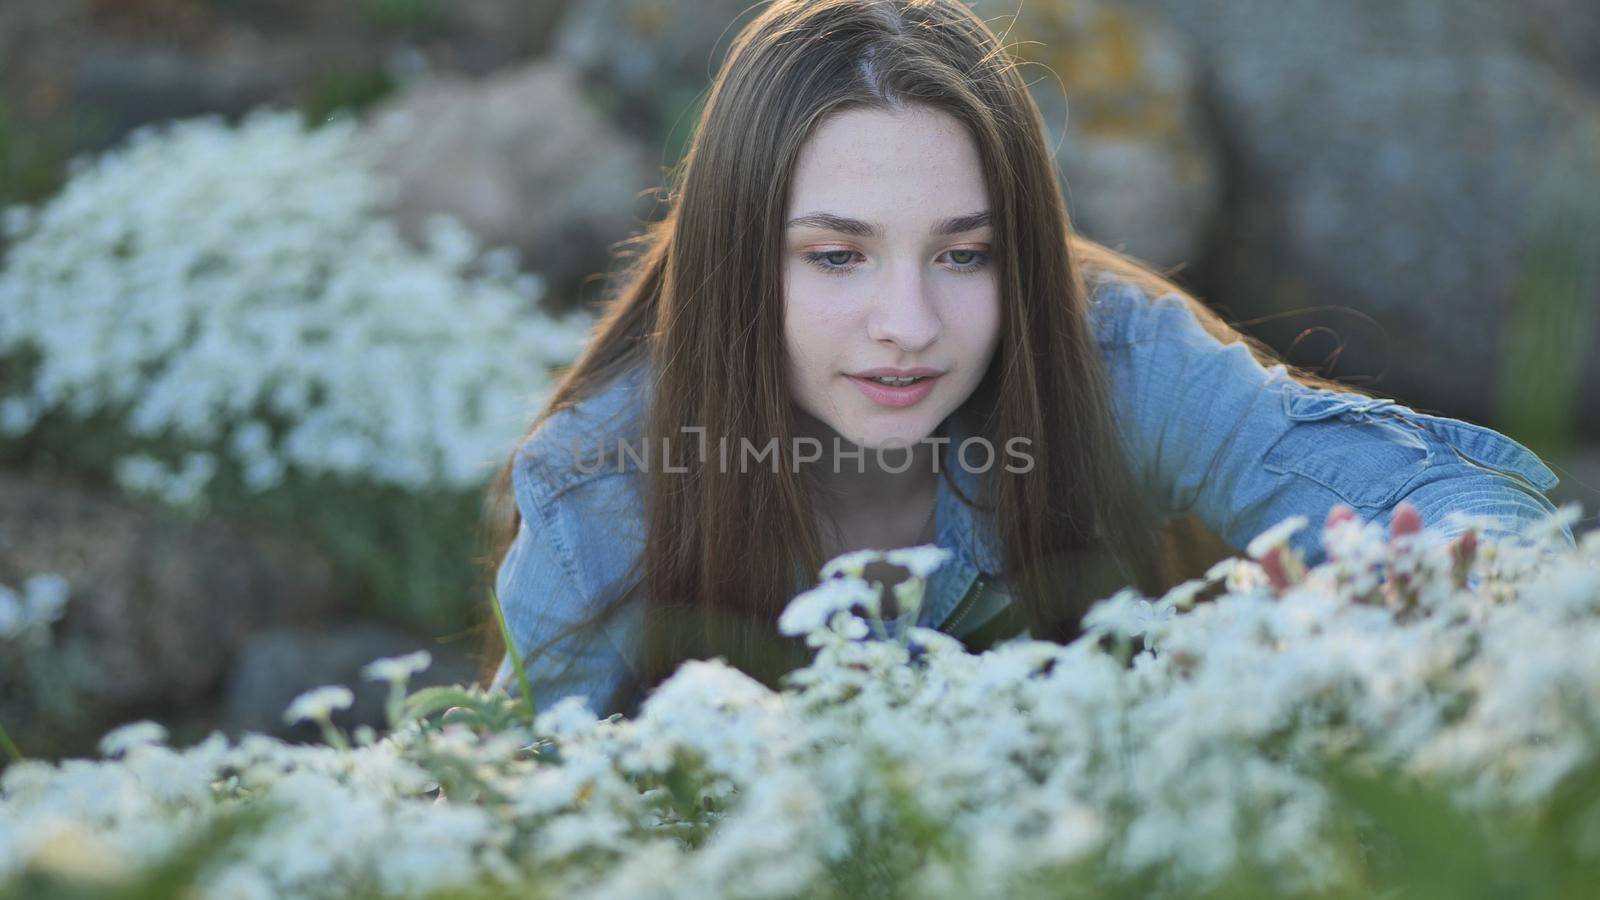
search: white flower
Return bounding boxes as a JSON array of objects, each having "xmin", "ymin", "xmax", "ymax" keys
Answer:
[
  {"xmin": 535, "ymin": 695, "xmax": 600, "ymax": 739},
  {"xmin": 22, "ymin": 573, "xmax": 70, "ymax": 625},
  {"xmin": 0, "ymin": 503, "xmax": 1593, "ymax": 899},
  {"xmin": 361, "ymin": 650, "xmax": 432, "ymax": 684},
  {"xmin": 819, "ymin": 548, "xmax": 884, "ymax": 580},
  {"xmin": 1160, "ymin": 577, "xmax": 1210, "ymax": 610},
  {"xmin": 1246, "ymin": 515, "xmax": 1309, "ymax": 559},
  {"xmin": 1081, "ymin": 587, "xmax": 1149, "ymax": 638},
  {"xmin": 111, "ymin": 452, "xmax": 216, "ymax": 511},
  {"xmin": 1, "ymin": 204, "xmax": 32, "ymax": 238},
  {"xmin": 890, "ymin": 578, "xmax": 925, "ymax": 624},
  {"xmin": 0, "ymin": 108, "xmax": 587, "ymax": 504},
  {"xmin": 778, "ymin": 577, "xmax": 879, "ymax": 637},
  {"xmin": 1084, "ymin": 591, "xmax": 1177, "ymax": 643},
  {"xmin": 1205, "ymin": 557, "xmax": 1271, "ymax": 594},
  {"xmin": 0, "ymin": 572, "xmax": 70, "ymax": 639},
  {"xmin": 283, "ymin": 685, "xmax": 354, "ymax": 725},
  {"xmin": 1523, "ymin": 501, "xmax": 1582, "ymax": 547},
  {"xmin": 1133, "ymin": 599, "xmax": 1178, "ymax": 635},
  {"xmin": 98, "ymin": 721, "xmax": 168, "ymax": 757},
  {"xmin": 0, "ymin": 396, "xmax": 40, "ymax": 436},
  {"xmin": 1205, "ymin": 556, "xmax": 1245, "ymax": 581},
  {"xmin": 827, "ymin": 610, "xmax": 871, "ymax": 642},
  {"xmin": 0, "ymin": 585, "xmax": 24, "ymax": 639},
  {"xmin": 884, "ymin": 544, "xmax": 954, "ymax": 579}
]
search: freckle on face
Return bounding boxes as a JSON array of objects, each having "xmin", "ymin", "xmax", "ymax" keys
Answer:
[{"xmin": 782, "ymin": 106, "xmax": 1002, "ymax": 451}]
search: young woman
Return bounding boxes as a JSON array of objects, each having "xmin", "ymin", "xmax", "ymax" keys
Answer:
[{"xmin": 477, "ymin": 0, "xmax": 1571, "ymax": 719}]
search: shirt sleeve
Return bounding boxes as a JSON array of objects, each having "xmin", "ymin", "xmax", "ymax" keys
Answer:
[
  {"xmin": 1092, "ymin": 283, "xmax": 1573, "ymax": 567},
  {"xmin": 488, "ymin": 456, "xmax": 641, "ymax": 719}
]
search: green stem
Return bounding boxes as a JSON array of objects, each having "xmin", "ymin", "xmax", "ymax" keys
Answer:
[
  {"xmin": 385, "ymin": 680, "xmax": 405, "ymax": 731},
  {"xmin": 315, "ymin": 718, "xmax": 350, "ymax": 751},
  {"xmin": 868, "ymin": 615, "xmax": 891, "ymax": 643},
  {"xmin": 489, "ymin": 587, "xmax": 538, "ymax": 723},
  {"xmin": 0, "ymin": 719, "xmax": 23, "ymax": 763}
]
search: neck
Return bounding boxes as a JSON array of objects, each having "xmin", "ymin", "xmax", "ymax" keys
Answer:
[
  {"xmin": 793, "ymin": 406, "xmax": 946, "ymax": 554},
  {"xmin": 793, "ymin": 407, "xmax": 944, "ymax": 504}
]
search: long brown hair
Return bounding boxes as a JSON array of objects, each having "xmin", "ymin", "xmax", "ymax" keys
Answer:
[{"xmin": 471, "ymin": 0, "xmax": 1372, "ymax": 716}]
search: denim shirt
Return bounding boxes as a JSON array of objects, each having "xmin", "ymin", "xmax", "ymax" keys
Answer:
[{"xmin": 490, "ymin": 279, "xmax": 1572, "ymax": 715}]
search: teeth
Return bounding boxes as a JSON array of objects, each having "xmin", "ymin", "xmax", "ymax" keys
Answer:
[{"xmin": 870, "ymin": 375, "xmax": 921, "ymax": 386}]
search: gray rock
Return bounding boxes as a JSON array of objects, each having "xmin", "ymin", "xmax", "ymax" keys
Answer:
[
  {"xmin": 221, "ymin": 622, "xmax": 481, "ymax": 740},
  {"xmin": 428, "ymin": 0, "xmax": 573, "ymax": 70},
  {"xmin": 1120, "ymin": 0, "xmax": 1600, "ymax": 423},
  {"xmin": 360, "ymin": 60, "xmax": 658, "ymax": 308},
  {"xmin": 552, "ymin": 0, "xmax": 761, "ymax": 142},
  {"xmin": 72, "ymin": 44, "xmax": 286, "ymax": 141},
  {"xmin": 1524, "ymin": 0, "xmax": 1600, "ymax": 93},
  {"xmin": 0, "ymin": 464, "xmax": 347, "ymax": 750},
  {"xmin": 969, "ymin": 0, "xmax": 1220, "ymax": 267},
  {"xmin": 552, "ymin": 0, "xmax": 1217, "ymax": 268},
  {"xmin": 0, "ymin": 0, "xmax": 570, "ymax": 160}
]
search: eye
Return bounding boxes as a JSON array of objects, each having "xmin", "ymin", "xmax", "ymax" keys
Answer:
[
  {"xmin": 801, "ymin": 249, "xmax": 861, "ymax": 276},
  {"xmin": 942, "ymin": 248, "xmax": 991, "ymax": 273},
  {"xmin": 798, "ymin": 247, "xmax": 993, "ymax": 277}
]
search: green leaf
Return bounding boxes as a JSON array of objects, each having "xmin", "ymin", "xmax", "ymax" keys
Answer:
[
  {"xmin": 0, "ymin": 719, "xmax": 21, "ymax": 766},
  {"xmin": 489, "ymin": 587, "xmax": 538, "ymax": 724},
  {"xmin": 399, "ymin": 686, "xmax": 494, "ymax": 723}
]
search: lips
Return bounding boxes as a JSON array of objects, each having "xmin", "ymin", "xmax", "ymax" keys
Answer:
[
  {"xmin": 846, "ymin": 372, "xmax": 942, "ymax": 409},
  {"xmin": 850, "ymin": 366, "xmax": 944, "ymax": 379}
]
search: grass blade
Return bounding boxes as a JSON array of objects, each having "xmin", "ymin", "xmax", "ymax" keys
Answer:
[{"xmin": 488, "ymin": 587, "xmax": 537, "ymax": 723}]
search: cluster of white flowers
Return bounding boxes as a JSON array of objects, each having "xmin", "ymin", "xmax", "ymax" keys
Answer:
[
  {"xmin": 1, "ymin": 504, "xmax": 1597, "ymax": 897},
  {"xmin": 0, "ymin": 572, "xmax": 69, "ymax": 642},
  {"xmin": 0, "ymin": 109, "xmax": 590, "ymax": 505}
]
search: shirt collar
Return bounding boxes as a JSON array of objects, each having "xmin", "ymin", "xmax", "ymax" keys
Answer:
[{"xmin": 910, "ymin": 408, "xmax": 1006, "ymax": 634}]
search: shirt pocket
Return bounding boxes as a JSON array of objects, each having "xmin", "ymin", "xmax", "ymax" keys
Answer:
[{"xmin": 1262, "ymin": 384, "xmax": 1559, "ymax": 510}]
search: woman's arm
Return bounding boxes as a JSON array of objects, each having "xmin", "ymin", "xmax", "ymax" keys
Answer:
[
  {"xmin": 1091, "ymin": 283, "xmax": 1573, "ymax": 567},
  {"xmin": 488, "ymin": 454, "xmax": 643, "ymax": 718}
]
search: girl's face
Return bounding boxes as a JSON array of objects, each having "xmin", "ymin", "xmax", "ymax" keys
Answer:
[{"xmin": 783, "ymin": 106, "xmax": 1002, "ymax": 451}]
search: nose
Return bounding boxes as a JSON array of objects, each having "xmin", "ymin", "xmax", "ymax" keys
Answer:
[{"xmin": 866, "ymin": 264, "xmax": 941, "ymax": 353}]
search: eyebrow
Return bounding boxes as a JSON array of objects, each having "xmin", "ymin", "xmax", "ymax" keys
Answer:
[{"xmin": 784, "ymin": 210, "xmax": 991, "ymax": 237}]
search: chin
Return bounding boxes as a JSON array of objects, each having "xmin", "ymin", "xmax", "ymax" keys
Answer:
[{"xmin": 839, "ymin": 412, "xmax": 941, "ymax": 452}]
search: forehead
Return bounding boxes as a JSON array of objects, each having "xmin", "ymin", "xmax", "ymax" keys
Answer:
[{"xmin": 787, "ymin": 106, "xmax": 989, "ymax": 221}]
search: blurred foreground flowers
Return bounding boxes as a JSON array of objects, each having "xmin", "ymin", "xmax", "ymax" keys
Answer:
[{"xmin": 2, "ymin": 503, "xmax": 1599, "ymax": 899}]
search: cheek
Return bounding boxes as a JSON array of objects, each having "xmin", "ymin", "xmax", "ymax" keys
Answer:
[
  {"xmin": 980, "ymin": 290, "xmax": 1003, "ymax": 355},
  {"xmin": 780, "ymin": 270, "xmax": 807, "ymax": 366},
  {"xmin": 944, "ymin": 281, "xmax": 1002, "ymax": 361},
  {"xmin": 782, "ymin": 306, "xmax": 827, "ymax": 395},
  {"xmin": 782, "ymin": 275, "xmax": 855, "ymax": 376}
]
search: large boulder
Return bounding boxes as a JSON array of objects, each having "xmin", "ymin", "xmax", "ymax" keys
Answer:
[
  {"xmin": 551, "ymin": 0, "xmax": 1218, "ymax": 268},
  {"xmin": 0, "ymin": 464, "xmax": 348, "ymax": 754},
  {"xmin": 0, "ymin": 0, "xmax": 569, "ymax": 168},
  {"xmin": 551, "ymin": 0, "xmax": 762, "ymax": 154},
  {"xmin": 1524, "ymin": 0, "xmax": 1600, "ymax": 93},
  {"xmin": 1122, "ymin": 0, "xmax": 1600, "ymax": 427},
  {"xmin": 359, "ymin": 60, "xmax": 658, "ymax": 308},
  {"xmin": 968, "ymin": 0, "xmax": 1220, "ymax": 268}
]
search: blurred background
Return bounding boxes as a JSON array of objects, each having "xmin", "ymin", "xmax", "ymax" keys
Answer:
[{"xmin": 1, "ymin": 0, "xmax": 1597, "ymax": 758}]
